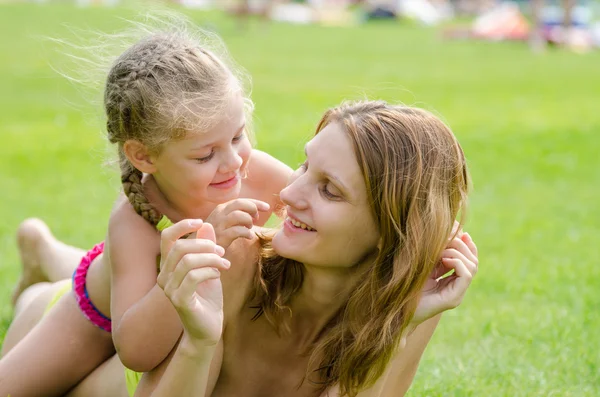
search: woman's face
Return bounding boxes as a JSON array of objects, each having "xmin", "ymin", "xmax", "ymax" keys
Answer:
[{"xmin": 272, "ymin": 122, "xmax": 380, "ymax": 268}]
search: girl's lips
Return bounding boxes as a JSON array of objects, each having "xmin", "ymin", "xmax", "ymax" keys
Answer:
[{"xmin": 210, "ymin": 174, "xmax": 239, "ymax": 189}]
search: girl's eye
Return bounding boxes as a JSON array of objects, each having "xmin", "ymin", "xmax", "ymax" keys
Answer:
[
  {"xmin": 195, "ymin": 151, "xmax": 214, "ymax": 163},
  {"xmin": 232, "ymin": 133, "xmax": 244, "ymax": 143}
]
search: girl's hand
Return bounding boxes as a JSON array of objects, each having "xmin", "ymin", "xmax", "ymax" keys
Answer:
[
  {"xmin": 205, "ymin": 199, "xmax": 270, "ymax": 249},
  {"xmin": 157, "ymin": 220, "xmax": 230, "ymax": 345}
]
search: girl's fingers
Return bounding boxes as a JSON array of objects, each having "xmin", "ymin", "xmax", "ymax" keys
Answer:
[
  {"xmin": 160, "ymin": 219, "xmax": 203, "ymax": 258},
  {"xmin": 162, "ymin": 239, "xmax": 224, "ymax": 275},
  {"xmin": 223, "ymin": 199, "xmax": 270, "ymax": 219},
  {"xmin": 169, "ymin": 267, "xmax": 222, "ymax": 309},
  {"xmin": 165, "ymin": 253, "xmax": 229, "ymax": 292},
  {"xmin": 195, "ymin": 223, "xmax": 217, "ymax": 243},
  {"xmin": 225, "ymin": 211, "xmax": 255, "ymax": 230},
  {"xmin": 224, "ymin": 226, "xmax": 255, "ymax": 242}
]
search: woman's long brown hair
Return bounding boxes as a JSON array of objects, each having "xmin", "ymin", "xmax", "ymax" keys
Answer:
[{"xmin": 251, "ymin": 100, "xmax": 470, "ymax": 396}]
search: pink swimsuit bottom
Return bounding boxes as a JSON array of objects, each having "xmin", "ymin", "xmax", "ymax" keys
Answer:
[{"xmin": 72, "ymin": 242, "xmax": 112, "ymax": 332}]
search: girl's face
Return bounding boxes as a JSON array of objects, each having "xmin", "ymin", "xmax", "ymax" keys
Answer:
[
  {"xmin": 151, "ymin": 92, "xmax": 251, "ymax": 208},
  {"xmin": 272, "ymin": 122, "xmax": 380, "ymax": 268}
]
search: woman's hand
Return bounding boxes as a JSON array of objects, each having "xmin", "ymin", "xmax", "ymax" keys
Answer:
[
  {"xmin": 411, "ymin": 230, "xmax": 478, "ymax": 328},
  {"xmin": 205, "ymin": 199, "xmax": 270, "ymax": 249},
  {"xmin": 157, "ymin": 220, "xmax": 230, "ymax": 345}
]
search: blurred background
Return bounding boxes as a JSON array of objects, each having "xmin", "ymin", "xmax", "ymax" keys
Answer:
[{"xmin": 0, "ymin": 0, "xmax": 599, "ymax": 395}]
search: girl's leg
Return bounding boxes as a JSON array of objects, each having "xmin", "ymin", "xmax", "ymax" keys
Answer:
[
  {"xmin": 2, "ymin": 280, "xmax": 66, "ymax": 355},
  {"xmin": 0, "ymin": 291, "xmax": 115, "ymax": 397},
  {"xmin": 12, "ymin": 218, "xmax": 86, "ymax": 305}
]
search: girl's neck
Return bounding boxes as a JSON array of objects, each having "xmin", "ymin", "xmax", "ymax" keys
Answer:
[{"xmin": 142, "ymin": 174, "xmax": 218, "ymax": 222}]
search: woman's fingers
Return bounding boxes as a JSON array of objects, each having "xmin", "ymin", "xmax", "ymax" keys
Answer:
[
  {"xmin": 446, "ymin": 237, "xmax": 478, "ymax": 267},
  {"xmin": 462, "ymin": 232, "xmax": 478, "ymax": 257},
  {"xmin": 440, "ymin": 257, "xmax": 473, "ymax": 308},
  {"xmin": 441, "ymin": 247, "xmax": 477, "ymax": 276},
  {"xmin": 451, "ymin": 220, "xmax": 462, "ymax": 237},
  {"xmin": 430, "ymin": 261, "xmax": 450, "ymax": 280}
]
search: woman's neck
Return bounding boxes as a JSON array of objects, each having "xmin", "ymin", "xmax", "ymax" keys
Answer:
[{"xmin": 287, "ymin": 264, "xmax": 363, "ymax": 347}]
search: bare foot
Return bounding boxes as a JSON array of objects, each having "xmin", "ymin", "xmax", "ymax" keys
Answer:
[{"xmin": 12, "ymin": 218, "xmax": 55, "ymax": 306}]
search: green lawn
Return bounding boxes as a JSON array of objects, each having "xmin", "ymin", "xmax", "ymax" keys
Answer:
[{"xmin": 1, "ymin": 4, "xmax": 599, "ymax": 396}]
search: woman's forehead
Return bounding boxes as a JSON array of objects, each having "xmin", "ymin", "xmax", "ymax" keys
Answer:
[{"xmin": 308, "ymin": 123, "xmax": 365, "ymax": 197}]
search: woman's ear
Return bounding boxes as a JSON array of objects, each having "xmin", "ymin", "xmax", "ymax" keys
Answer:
[{"xmin": 123, "ymin": 140, "xmax": 157, "ymax": 174}]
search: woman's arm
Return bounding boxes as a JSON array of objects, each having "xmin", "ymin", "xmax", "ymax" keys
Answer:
[
  {"xmin": 135, "ymin": 336, "xmax": 219, "ymax": 397},
  {"xmin": 356, "ymin": 315, "xmax": 442, "ymax": 397},
  {"xmin": 354, "ymin": 232, "xmax": 479, "ymax": 397}
]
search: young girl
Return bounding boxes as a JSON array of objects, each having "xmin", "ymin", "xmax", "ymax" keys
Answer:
[{"xmin": 0, "ymin": 23, "xmax": 292, "ymax": 397}]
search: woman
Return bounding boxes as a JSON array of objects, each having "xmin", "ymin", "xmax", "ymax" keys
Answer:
[
  {"xmin": 5, "ymin": 100, "xmax": 477, "ymax": 396},
  {"xmin": 134, "ymin": 100, "xmax": 477, "ymax": 396}
]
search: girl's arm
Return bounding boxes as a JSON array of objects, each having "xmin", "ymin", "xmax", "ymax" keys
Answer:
[
  {"xmin": 109, "ymin": 200, "xmax": 183, "ymax": 372},
  {"xmin": 112, "ymin": 195, "xmax": 268, "ymax": 372},
  {"xmin": 134, "ymin": 223, "xmax": 258, "ymax": 396},
  {"xmin": 245, "ymin": 149, "xmax": 293, "ymax": 219}
]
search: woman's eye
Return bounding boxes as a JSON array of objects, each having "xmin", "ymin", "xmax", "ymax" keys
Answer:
[{"xmin": 320, "ymin": 184, "xmax": 338, "ymax": 199}]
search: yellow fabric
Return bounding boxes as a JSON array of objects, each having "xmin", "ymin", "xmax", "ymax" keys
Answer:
[
  {"xmin": 156, "ymin": 215, "xmax": 174, "ymax": 232},
  {"xmin": 40, "ymin": 217, "xmax": 172, "ymax": 397},
  {"xmin": 41, "ymin": 271, "xmax": 144, "ymax": 396},
  {"xmin": 44, "ymin": 280, "xmax": 72, "ymax": 314},
  {"xmin": 125, "ymin": 367, "xmax": 143, "ymax": 397}
]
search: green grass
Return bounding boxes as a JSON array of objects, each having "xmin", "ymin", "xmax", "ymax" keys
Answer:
[{"xmin": 1, "ymin": 4, "xmax": 599, "ymax": 396}]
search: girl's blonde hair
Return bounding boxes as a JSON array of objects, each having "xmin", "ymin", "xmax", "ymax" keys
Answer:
[
  {"xmin": 103, "ymin": 17, "xmax": 252, "ymax": 225},
  {"xmin": 252, "ymin": 100, "xmax": 469, "ymax": 396}
]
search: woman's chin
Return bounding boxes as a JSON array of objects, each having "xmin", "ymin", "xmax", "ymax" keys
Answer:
[{"xmin": 272, "ymin": 231, "xmax": 300, "ymax": 262}]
